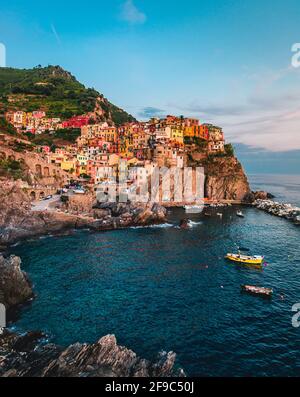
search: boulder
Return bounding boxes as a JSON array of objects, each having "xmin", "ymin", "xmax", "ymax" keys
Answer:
[{"xmin": 0, "ymin": 255, "xmax": 33, "ymax": 310}]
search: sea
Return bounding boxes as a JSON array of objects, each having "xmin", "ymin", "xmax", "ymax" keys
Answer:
[{"xmin": 9, "ymin": 174, "xmax": 300, "ymax": 376}]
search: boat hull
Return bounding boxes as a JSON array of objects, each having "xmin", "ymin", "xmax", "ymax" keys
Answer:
[
  {"xmin": 225, "ymin": 254, "xmax": 264, "ymax": 265},
  {"xmin": 241, "ymin": 285, "xmax": 273, "ymax": 297},
  {"xmin": 184, "ymin": 206, "xmax": 204, "ymax": 214}
]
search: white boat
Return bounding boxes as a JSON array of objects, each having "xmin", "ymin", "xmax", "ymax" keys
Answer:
[
  {"xmin": 236, "ymin": 211, "xmax": 245, "ymax": 218},
  {"xmin": 184, "ymin": 205, "xmax": 204, "ymax": 214}
]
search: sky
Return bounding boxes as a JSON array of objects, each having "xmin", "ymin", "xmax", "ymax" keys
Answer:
[{"xmin": 0, "ymin": 0, "xmax": 300, "ymax": 173}]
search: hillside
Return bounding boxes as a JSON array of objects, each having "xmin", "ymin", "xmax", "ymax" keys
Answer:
[{"xmin": 0, "ymin": 65, "xmax": 136, "ymax": 125}]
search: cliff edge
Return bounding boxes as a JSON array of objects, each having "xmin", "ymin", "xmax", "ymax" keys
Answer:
[{"xmin": 204, "ymin": 156, "xmax": 251, "ymax": 201}]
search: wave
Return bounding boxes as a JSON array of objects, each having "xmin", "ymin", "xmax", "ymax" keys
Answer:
[
  {"xmin": 131, "ymin": 223, "xmax": 173, "ymax": 229},
  {"xmin": 188, "ymin": 220, "xmax": 203, "ymax": 227}
]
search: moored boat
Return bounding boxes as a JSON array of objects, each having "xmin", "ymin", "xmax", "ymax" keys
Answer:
[
  {"xmin": 241, "ymin": 285, "xmax": 273, "ymax": 297},
  {"xmin": 225, "ymin": 253, "xmax": 264, "ymax": 265},
  {"xmin": 184, "ymin": 205, "xmax": 204, "ymax": 214},
  {"xmin": 236, "ymin": 211, "xmax": 245, "ymax": 218}
]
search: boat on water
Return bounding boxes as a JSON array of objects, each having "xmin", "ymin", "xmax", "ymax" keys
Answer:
[
  {"xmin": 241, "ymin": 285, "xmax": 273, "ymax": 297},
  {"xmin": 226, "ymin": 253, "xmax": 264, "ymax": 265},
  {"xmin": 226, "ymin": 247, "xmax": 264, "ymax": 265},
  {"xmin": 236, "ymin": 211, "xmax": 245, "ymax": 218},
  {"xmin": 184, "ymin": 205, "xmax": 204, "ymax": 214}
]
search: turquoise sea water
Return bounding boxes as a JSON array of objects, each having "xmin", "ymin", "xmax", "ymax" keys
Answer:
[{"xmin": 9, "ymin": 174, "xmax": 300, "ymax": 376}]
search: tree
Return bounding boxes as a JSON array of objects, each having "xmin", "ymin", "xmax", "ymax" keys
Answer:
[{"xmin": 224, "ymin": 144, "xmax": 235, "ymax": 157}]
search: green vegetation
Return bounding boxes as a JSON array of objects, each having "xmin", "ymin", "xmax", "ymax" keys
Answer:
[
  {"xmin": 26, "ymin": 128, "xmax": 81, "ymax": 147},
  {"xmin": 79, "ymin": 173, "xmax": 91, "ymax": 180},
  {"xmin": 0, "ymin": 65, "xmax": 136, "ymax": 125},
  {"xmin": 184, "ymin": 136, "xmax": 208, "ymax": 149},
  {"xmin": 11, "ymin": 141, "xmax": 35, "ymax": 153},
  {"xmin": 0, "ymin": 117, "xmax": 17, "ymax": 135},
  {"xmin": 0, "ymin": 158, "xmax": 27, "ymax": 180},
  {"xmin": 224, "ymin": 143, "xmax": 235, "ymax": 156}
]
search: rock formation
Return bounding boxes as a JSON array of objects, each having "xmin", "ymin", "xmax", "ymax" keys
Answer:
[
  {"xmin": 179, "ymin": 219, "xmax": 189, "ymax": 229},
  {"xmin": 253, "ymin": 199, "xmax": 300, "ymax": 224},
  {"xmin": 204, "ymin": 156, "xmax": 251, "ymax": 201},
  {"xmin": 0, "ymin": 255, "xmax": 33, "ymax": 310},
  {"xmin": 0, "ymin": 181, "xmax": 167, "ymax": 246},
  {"xmin": 0, "ymin": 331, "xmax": 185, "ymax": 377}
]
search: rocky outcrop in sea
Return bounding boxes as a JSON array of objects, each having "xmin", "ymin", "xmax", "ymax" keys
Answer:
[
  {"xmin": 253, "ymin": 199, "xmax": 300, "ymax": 224},
  {"xmin": 0, "ymin": 330, "xmax": 185, "ymax": 377}
]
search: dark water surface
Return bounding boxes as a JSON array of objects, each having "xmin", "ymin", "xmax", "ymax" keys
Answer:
[{"xmin": 9, "ymin": 174, "xmax": 300, "ymax": 376}]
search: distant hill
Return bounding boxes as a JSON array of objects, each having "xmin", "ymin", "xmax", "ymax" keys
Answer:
[{"xmin": 0, "ymin": 65, "xmax": 136, "ymax": 125}]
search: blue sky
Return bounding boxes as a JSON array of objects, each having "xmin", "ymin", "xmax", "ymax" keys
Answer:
[{"xmin": 1, "ymin": 0, "xmax": 300, "ymax": 173}]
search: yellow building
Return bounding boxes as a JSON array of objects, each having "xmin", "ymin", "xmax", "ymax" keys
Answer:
[
  {"xmin": 61, "ymin": 159, "xmax": 76, "ymax": 173},
  {"xmin": 170, "ymin": 126, "xmax": 184, "ymax": 144},
  {"xmin": 95, "ymin": 127, "xmax": 117, "ymax": 142},
  {"xmin": 76, "ymin": 153, "xmax": 88, "ymax": 176}
]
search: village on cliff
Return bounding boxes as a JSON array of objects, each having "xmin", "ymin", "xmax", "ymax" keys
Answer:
[{"xmin": 1, "ymin": 110, "xmax": 230, "ymax": 200}]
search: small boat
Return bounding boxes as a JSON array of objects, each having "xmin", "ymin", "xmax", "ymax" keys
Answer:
[
  {"xmin": 241, "ymin": 285, "xmax": 273, "ymax": 297},
  {"xmin": 217, "ymin": 212, "xmax": 223, "ymax": 218},
  {"xmin": 225, "ymin": 252, "xmax": 264, "ymax": 265},
  {"xmin": 184, "ymin": 205, "xmax": 204, "ymax": 214},
  {"xmin": 236, "ymin": 211, "xmax": 245, "ymax": 218}
]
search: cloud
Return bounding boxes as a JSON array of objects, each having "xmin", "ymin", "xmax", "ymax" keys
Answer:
[
  {"xmin": 139, "ymin": 106, "xmax": 165, "ymax": 119},
  {"xmin": 120, "ymin": 0, "xmax": 147, "ymax": 25},
  {"xmin": 50, "ymin": 23, "xmax": 62, "ymax": 45},
  {"xmin": 168, "ymin": 70, "xmax": 300, "ymax": 152}
]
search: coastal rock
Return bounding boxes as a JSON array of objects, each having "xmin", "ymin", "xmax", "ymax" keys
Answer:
[
  {"xmin": 0, "ymin": 182, "xmax": 167, "ymax": 245},
  {"xmin": 179, "ymin": 219, "xmax": 189, "ymax": 229},
  {"xmin": 0, "ymin": 255, "xmax": 33, "ymax": 310},
  {"xmin": 0, "ymin": 331, "xmax": 185, "ymax": 377},
  {"xmin": 253, "ymin": 199, "xmax": 300, "ymax": 224},
  {"xmin": 253, "ymin": 191, "xmax": 275, "ymax": 200},
  {"xmin": 203, "ymin": 157, "xmax": 251, "ymax": 201},
  {"xmin": 93, "ymin": 202, "xmax": 167, "ymax": 226}
]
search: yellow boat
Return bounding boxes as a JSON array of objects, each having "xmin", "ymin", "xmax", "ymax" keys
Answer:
[{"xmin": 225, "ymin": 253, "xmax": 264, "ymax": 265}]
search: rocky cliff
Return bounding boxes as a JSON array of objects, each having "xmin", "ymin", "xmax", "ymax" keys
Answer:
[
  {"xmin": 0, "ymin": 330, "xmax": 184, "ymax": 377},
  {"xmin": 0, "ymin": 255, "xmax": 33, "ymax": 310},
  {"xmin": 203, "ymin": 156, "xmax": 251, "ymax": 201}
]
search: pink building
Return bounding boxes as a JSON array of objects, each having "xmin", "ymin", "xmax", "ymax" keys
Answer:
[{"xmin": 62, "ymin": 115, "xmax": 90, "ymax": 129}]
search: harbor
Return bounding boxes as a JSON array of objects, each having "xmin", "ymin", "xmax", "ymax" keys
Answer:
[{"xmin": 8, "ymin": 201, "xmax": 300, "ymax": 377}]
